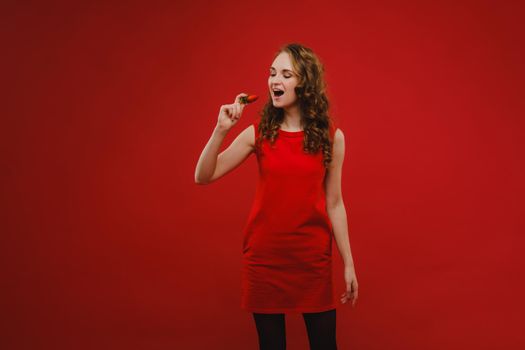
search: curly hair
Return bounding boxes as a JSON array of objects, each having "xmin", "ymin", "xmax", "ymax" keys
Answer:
[{"xmin": 255, "ymin": 43, "xmax": 336, "ymax": 169}]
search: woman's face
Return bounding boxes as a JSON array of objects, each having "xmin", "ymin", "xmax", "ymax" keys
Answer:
[{"xmin": 268, "ymin": 51, "xmax": 299, "ymax": 108}]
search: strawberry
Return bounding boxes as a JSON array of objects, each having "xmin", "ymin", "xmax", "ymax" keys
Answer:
[{"xmin": 239, "ymin": 94, "xmax": 258, "ymax": 104}]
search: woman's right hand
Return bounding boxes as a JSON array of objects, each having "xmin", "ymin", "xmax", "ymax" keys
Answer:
[{"xmin": 216, "ymin": 93, "xmax": 248, "ymax": 133}]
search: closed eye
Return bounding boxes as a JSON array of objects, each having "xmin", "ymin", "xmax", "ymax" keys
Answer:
[{"xmin": 270, "ymin": 73, "xmax": 292, "ymax": 78}]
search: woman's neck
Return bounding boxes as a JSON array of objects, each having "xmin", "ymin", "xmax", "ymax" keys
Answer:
[{"xmin": 281, "ymin": 106, "xmax": 302, "ymax": 130}]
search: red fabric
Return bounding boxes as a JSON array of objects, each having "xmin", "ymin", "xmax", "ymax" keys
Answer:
[{"xmin": 241, "ymin": 121, "xmax": 338, "ymax": 313}]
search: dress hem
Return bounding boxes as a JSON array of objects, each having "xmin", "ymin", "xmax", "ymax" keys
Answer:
[{"xmin": 241, "ymin": 303, "xmax": 338, "ymax": 314}]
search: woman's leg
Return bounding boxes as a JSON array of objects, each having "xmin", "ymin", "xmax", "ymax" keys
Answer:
[
  {"xmin": 252, "ymin": 312, "xmax": 286, "ymax": 350},
  {"xmin": 302, "ymin": 308, "xmax": 337, "ymax": 350}
]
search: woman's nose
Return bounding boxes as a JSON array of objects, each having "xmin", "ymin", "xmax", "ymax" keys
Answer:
[{"xmin": 270, "ymin": 76, "xmax": 282, "ymax": 86}]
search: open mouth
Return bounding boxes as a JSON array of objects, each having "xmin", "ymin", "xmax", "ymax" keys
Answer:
[{"xmin": 273, "ymin": 89, "xmax": 284, "ymax": 97}]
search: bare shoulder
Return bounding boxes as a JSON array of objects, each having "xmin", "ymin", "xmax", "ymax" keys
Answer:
[
  {"xmin": 333, "ymin": 128, "xmax": 345, "ymax": 149},
  {"xmin": 324, "ymin": 128, "xmax": 346, "ymax": 204},
  {"xmin": 328, "ymin": 128, "xmax": 345, "ymax": 171}
]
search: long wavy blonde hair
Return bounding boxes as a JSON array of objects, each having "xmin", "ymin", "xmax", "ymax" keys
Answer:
[{"xmin": 255, "ymin": 43, "xmax": 336, "ymax": 169}]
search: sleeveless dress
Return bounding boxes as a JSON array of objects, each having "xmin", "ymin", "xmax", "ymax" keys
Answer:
[{"xmin": 241, "ymin": 120, "xmax": 337, "ymax": 314}]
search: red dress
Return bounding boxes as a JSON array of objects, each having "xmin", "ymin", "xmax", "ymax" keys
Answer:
[{"xmin": 241, "ymin": 121, "xmax": 337, "ymax": 313}]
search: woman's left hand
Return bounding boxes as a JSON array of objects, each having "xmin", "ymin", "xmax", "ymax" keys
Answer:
[{"xmin": 340, "ymin": 264, "xmax": 358, "ymax": 307}]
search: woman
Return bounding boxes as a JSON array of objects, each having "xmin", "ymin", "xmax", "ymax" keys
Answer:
[{"xmin": 195, "ymin": 43, "xmax": 358, "ymax": 350}]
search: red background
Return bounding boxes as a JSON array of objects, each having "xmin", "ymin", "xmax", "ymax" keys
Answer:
[{"xmin": 2, "ymin": 0, "xmax": 524, "ymax": 349}]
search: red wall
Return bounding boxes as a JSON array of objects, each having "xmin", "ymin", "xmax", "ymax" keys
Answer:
[{"xmin": 2, "ymin": 1, "xmax": 524, "ymax": 349}]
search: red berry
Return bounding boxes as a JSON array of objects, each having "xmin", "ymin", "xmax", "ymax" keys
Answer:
[
  {"xmin": 246, "ymin": 95, "xmax": 258, "ymax": 103},
  {"xmin": 240, "ymin": 94, "xmax": 259, "ymax": 104}
]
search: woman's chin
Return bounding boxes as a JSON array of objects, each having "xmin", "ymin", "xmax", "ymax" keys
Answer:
[
  {"xmin": 272, "ymin": 98, "xmax": 286, "ymax": 106},
  {"xmin": 272, "ymin": 101, "xmax": 294, "ymax": 109}
]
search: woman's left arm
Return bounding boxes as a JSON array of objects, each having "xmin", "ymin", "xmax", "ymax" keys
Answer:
[{"xmin": 324, "ymin": 128, "xmax": 358, "ymax": 306}]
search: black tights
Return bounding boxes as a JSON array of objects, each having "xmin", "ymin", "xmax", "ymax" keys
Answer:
[{"xmin": 252, "ymin": 309, "xmax": 337, "ymax": 350}]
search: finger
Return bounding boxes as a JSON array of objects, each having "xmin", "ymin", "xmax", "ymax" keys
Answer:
[
  {"xmin": 228, "ymin": 107, "xmax": 235, "ymax": 121},
  {"xmin": 238, "ymin": 103, "xmax": 244, "ymax": 117},
  {"xmin": 235, "ymin": 103, "xmax": 240, "ymax": 118},
  {"xmin": 225, "ymin": 106, "xmax": 232, "ymax": 118},
  {"xmin": 236, "ymin": 93, "xmax": 247, "ymax": 104}
]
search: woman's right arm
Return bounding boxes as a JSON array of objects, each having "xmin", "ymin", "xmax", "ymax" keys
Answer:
[{"xmin": 194, "ymin": 93, "xmax": 255, "ymax": 185}]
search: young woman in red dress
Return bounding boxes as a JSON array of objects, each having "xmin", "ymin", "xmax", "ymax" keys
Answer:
[{"xmin": 195, "ymin": 43, "xmax": 358, "ymax": 350}]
